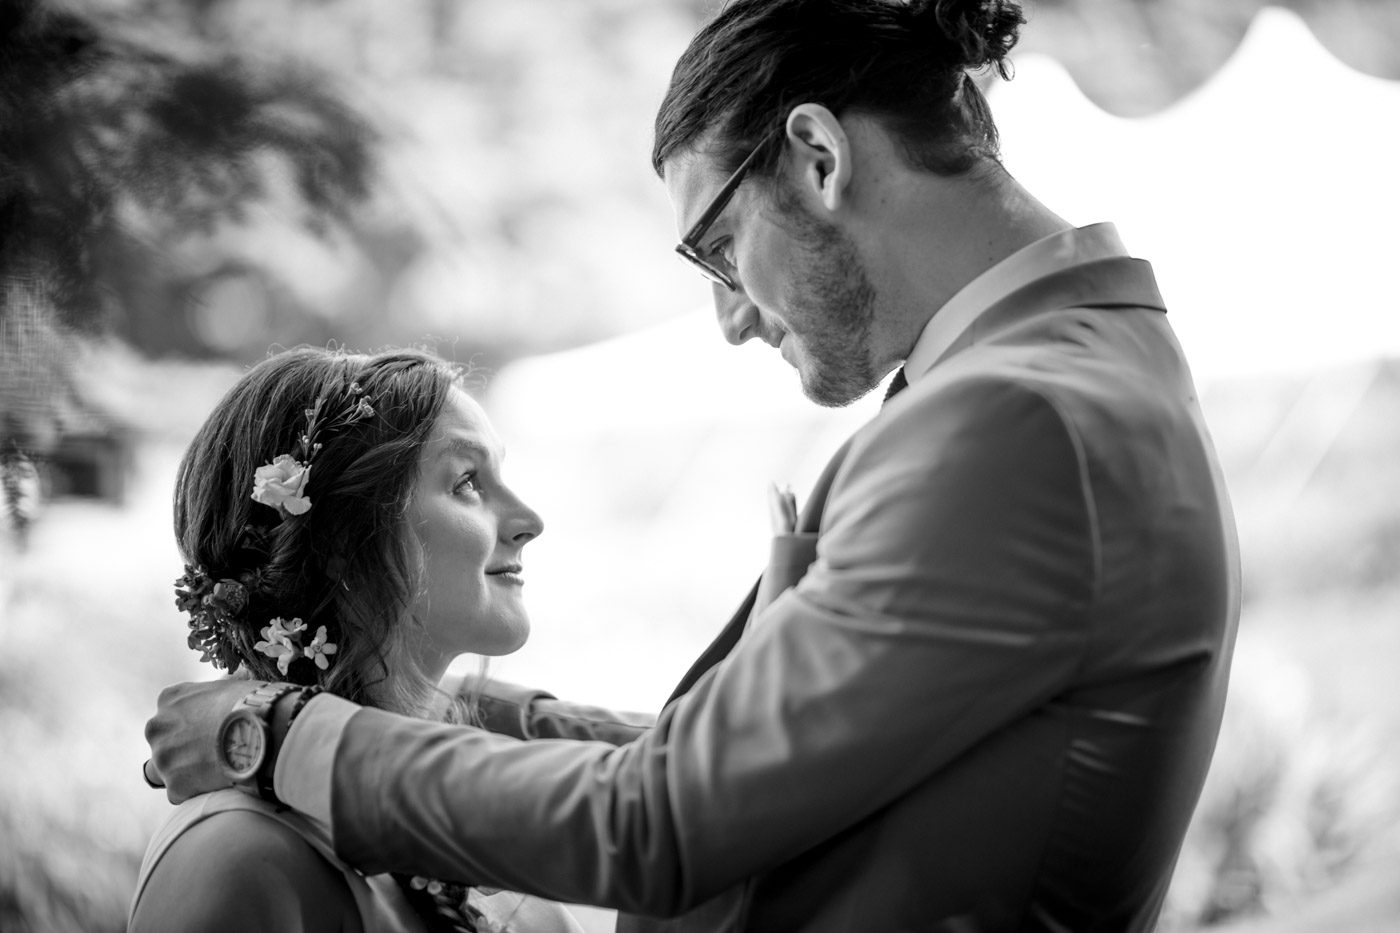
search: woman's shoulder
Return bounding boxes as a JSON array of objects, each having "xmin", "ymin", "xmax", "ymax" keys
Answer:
[{"xmin": 130, "ymin": 795, "xmax": 361, "ymax": 933}]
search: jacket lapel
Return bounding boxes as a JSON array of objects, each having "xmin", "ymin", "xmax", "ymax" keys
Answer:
[{"xmin": 664, "ymin": 437, "xmax": 854, "ymax": 705}]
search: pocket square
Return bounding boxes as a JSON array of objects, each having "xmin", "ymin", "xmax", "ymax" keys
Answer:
[{"xmin": 752, "ymin": 531, "xmax": 819, "ymax": 623}]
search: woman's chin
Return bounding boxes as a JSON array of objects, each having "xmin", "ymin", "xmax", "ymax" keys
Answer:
[{"xmin": 467, "ymin": 618, "xmax": 531, "ymax": 657}]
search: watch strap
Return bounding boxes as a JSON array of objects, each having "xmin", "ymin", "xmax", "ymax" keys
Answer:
[
  {"xmin": 229, "ymin": 682, "xmax": 299, "ymax": 803},
  {"xmin": 239, "ymin": 681, "xmax": 299, "ymax": 714}
]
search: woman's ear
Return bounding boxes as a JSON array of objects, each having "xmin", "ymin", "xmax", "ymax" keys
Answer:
[{"xmin": 783, "ymin": 103, "xmax": 852, "ymax": 213}]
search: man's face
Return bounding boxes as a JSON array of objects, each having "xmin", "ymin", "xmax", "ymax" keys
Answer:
[{"xmin": 665, "ymin": 149, "xmax": 881, "ymax": 408}]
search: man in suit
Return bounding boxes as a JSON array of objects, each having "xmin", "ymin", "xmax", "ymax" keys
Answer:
[{"xmin": 146, "ymin": 1, "xmax": 1241, "ymax": 929}]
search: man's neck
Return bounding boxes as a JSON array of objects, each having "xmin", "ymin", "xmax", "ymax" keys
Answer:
[{"xmin": 864, "ymin": 163, "xmax": 1070, "ymax": 370}]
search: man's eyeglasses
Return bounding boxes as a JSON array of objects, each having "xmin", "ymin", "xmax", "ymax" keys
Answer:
[{"xmin": 674, "ymin": 131, "xmax": 777, "ymax": 292}]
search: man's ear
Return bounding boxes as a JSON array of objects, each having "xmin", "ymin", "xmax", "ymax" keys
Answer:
[{"xmin": 784, "ymin": 103, "xmax": 852, "ymax": 213}]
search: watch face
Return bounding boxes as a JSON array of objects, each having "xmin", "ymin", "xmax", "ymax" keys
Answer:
[{"xmin": 219, "ymin": 711, "xmax": 266, "ymax": 781}]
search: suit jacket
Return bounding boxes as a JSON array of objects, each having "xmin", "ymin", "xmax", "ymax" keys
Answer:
[{"xmin": 329, "ymin": 255, "xmax": 1241, "ymax": 932}]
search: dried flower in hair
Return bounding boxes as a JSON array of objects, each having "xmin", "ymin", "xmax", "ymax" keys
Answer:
[
  {"xmin": 209, "ymin": 580, "xmax": 248, "ymax": 617},
  {"xmin": 175, "ymin": 565, "xmax": 247, "ymax": 673}
]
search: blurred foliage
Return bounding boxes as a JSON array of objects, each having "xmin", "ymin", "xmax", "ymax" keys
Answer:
[
  {"xmin": 0, "ymin": 0, "xmax": 378, "ymax": 513},
  {"xmin": 0, "ymin": 0, "xmax": 708, "ymax": 487},
  {"xmin": 0, "ymin": 0, "xmax": 375, "ymax": 332}
]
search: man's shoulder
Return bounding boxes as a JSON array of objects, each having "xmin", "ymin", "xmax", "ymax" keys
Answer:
[
  {"xmin": 833, "ymin": 372, "xmax": 1085, "ymax": 516},
  {"xmin": 881, "ymin": 305, "xmax": 1184, "ymax": 441},
  {"xmin": 861, "ymin": 367, "xmax": 1073, "ymax": 453}
]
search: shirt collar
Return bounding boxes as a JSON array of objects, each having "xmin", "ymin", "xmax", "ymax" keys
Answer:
[{"xmin": 903, "ymin": 222, "xmax": 1130, "ymax": 385}]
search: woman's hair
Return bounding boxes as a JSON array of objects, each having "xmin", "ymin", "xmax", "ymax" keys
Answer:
[
  {"xmin": 173, "ymin": 346, "xmax": 465, "ymax": 715},
  {"xmin": 652, "ymin": 0, "xmax": 1025, "ymax": 179}
]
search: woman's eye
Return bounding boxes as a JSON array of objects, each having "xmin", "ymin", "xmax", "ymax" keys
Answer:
[{"xmin": 454, "ymin": 474, "xmax": 479, "ymax": 495}]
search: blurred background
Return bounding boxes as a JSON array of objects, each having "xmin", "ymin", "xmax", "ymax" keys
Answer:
[{"xmin": 2, "ymin": 0, "xmax": 1399, "ymax": 930}]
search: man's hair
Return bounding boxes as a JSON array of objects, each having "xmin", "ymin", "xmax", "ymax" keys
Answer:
[
  {"xmin": 652, "ymin": 0, "xmax": 1025, "ymax": 179},
  {"xmin": 173, "ymin": 346, "xmax": 463, "ymax": 714}
]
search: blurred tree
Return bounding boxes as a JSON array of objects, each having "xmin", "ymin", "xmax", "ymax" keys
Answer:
[{"xmin": 0, "ymin": 0, "xmax": 375, "ymax": 536}]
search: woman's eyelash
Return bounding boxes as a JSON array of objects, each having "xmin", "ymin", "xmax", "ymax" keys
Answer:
[{"xmin": 454, "ymin": 473, "xmax": 479, "ymax": 493}]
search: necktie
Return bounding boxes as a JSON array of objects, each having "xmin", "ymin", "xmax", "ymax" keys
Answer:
[{"xmin": 882, "ymin": 366, "xmax": 908, "ymax": 404}]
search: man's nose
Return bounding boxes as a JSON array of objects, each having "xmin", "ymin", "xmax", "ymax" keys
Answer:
[{"xmin": 713, "ymin": 282, "xmax": 759, "ymax": 346}]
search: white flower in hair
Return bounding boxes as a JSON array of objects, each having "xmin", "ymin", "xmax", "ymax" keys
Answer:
[
  {"xmin": 254, "ymin": 617, "xmax": 333, "ymax": 675},
  {"xmin": 249, "ymin": 386, "xmax": 377, "ymax": 520},
  {"xmin": 304, "ymin": 625, "xmax": 338, "ymax": 670},
  {"xmin": 252, "ymin": 454, "xmax": 312, "ymax": 516},
  {"xmin": 270, "ymin": 616, "xmax": 307, "ymax": 639},
  {"xmin": 254, "ymin": 618, "xmax": 302, "ymax": 675}
]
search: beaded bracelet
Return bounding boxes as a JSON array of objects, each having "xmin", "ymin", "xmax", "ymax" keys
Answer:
[
  {"xmin": 286, "ymin": 685, "xmax": 324, "ymax": 726},
  {"xmin": 256, "ymin": 684, "xmax": 324, "ymax": 805}
]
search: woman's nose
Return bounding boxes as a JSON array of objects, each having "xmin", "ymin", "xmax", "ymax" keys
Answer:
[{"xmin": 504, "ymin": 495, "xmax": 544, "ymax": 545}]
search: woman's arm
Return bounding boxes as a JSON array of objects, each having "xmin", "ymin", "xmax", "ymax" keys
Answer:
[{"xmin": 464, "ymin": 675, "xmax": 656, "ymax": 745}]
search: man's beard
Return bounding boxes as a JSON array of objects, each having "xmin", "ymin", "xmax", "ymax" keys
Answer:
[{"xmin": 782, "ymin": 201, "xmax": 881, "ymax": 408}]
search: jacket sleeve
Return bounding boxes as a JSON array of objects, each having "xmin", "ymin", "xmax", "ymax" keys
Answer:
[
  {"xmin": 469, "ymin": 676, "xmax": 656, "ymax": 745},
  {"xmin": 329, "ymin": 378, "xmax": 1099, "ymax": 915}
]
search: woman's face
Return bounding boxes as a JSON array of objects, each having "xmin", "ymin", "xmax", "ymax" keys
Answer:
[{"xmin": 404, "ymin": 388, "xmax": 543, "ymax": 669}]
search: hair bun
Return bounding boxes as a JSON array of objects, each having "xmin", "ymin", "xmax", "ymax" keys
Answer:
[{"xmin": 916, "ymin": 0, "xmax": 1025, "ymax": 76}]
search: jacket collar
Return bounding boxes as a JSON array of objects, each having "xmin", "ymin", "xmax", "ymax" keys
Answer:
[
  {"xmin": 923, "ymin": 256, "xmax": 1167, "ymax": 376},
  {"xmin": 904, "ymin": 223, "xmax": 1144, "ymax": 385}
]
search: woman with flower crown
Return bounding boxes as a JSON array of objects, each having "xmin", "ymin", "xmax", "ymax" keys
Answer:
[{"xmin": 127, "ymin": 346, "xmax": 580, "ymax": 933}]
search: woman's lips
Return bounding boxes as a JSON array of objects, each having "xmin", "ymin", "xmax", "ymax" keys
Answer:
[{"xmin": 487, "ymin": 565, "xmax": 524, "ymax": 586}]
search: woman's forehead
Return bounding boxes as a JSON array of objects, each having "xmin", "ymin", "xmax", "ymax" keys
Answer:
[{"xmin": 427, "ymin": 389, "xmax": 502, "ymax": 461}]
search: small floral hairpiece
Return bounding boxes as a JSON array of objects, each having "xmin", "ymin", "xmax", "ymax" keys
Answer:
[
  {"xmin": 175, "ymin": 565, "xmax": 251, "ymax": 673},
  {"xmin": 250, "ymin": 382, "xmax": 376, "ymax": 518},
  {"xmin": 253, "ymin": 617, "xmax": 338, "ymax": 676},
  {"xmin": 176, "ymin": 567, "xmax": 341, "ymax": 675}
]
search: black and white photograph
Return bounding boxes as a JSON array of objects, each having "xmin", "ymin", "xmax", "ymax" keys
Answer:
[{"xmin": 2, "ymin": 1, "xmax": 1398, "ymax": 931}]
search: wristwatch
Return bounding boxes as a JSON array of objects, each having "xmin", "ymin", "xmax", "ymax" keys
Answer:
[{"xmin": 217, "ymin": 682, "xmax": 299, "ymax": 802}]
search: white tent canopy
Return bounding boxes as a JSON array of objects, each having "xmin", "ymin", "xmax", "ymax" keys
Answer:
[{"xmin": 995, "ymin": 7, "xmax": 1400, "ymax": 384}]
